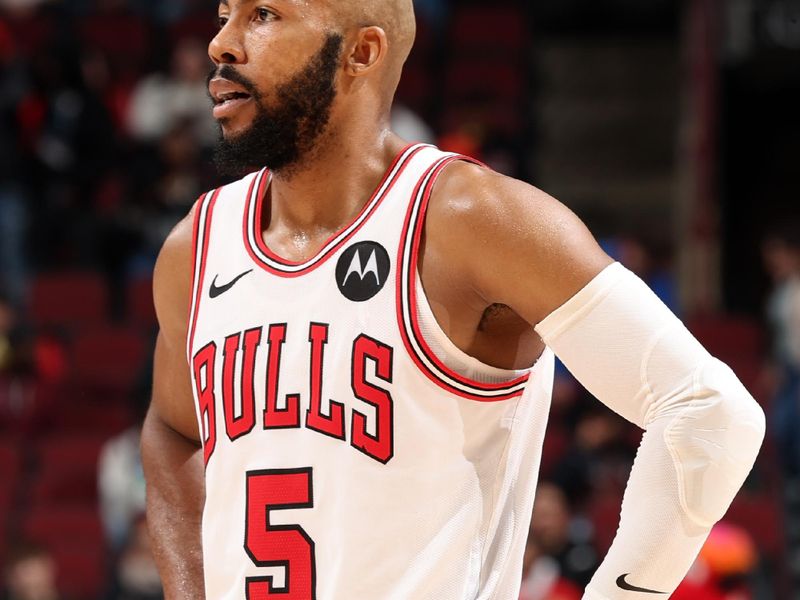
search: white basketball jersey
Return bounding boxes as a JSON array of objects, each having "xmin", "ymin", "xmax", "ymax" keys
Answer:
[{"xmin": 187, "ymin": 144, "xmax": 555, "ymax": 599}]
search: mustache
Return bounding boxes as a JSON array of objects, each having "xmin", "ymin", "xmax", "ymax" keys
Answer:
[{"xmin": 206, "ymin": 65, "xmax": 261, "ymax": 99}]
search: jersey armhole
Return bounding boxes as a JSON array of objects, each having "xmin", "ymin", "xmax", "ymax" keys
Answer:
[
  {"xmin": 186, "ymin": 188, "xmax": 222, "ymax": 363},
  {"xmin": 396, "ymin": 155, "xmax": 533, "ymax": 402}
]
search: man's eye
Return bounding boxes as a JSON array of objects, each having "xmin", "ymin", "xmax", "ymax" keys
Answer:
[
  {"xmin": 218, "ymin": 16, "xmax": 229, "ymax": 29},
  {"xmin": 256, "ymin": 7, "xmax": 275, "ymax": 22}
]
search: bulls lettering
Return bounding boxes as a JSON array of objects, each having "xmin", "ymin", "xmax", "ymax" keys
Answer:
[
  {"xmin": 306, "ymin": 323, "xmax": 346, "ymax": 441},
  {"xmin": 351, "ymin": 335, "xmax": 394, "ymax": 464},
  {"xmin": 222, "ymin": 328, "xmax": 260, "ymax": 441},
  {"xmin": 193, "ymin": 323, "xmax": 395, "ymax": 465},
  {"xmin": 192, "ymin": 342, "xmax": 218, "ymax": 465},
  {"xmin": 263, "ymin": 324, "xmax": 301, "ymax": 430}
]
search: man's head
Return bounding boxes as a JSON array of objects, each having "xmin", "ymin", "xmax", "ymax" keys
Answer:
[
  {"xmin": 207, "ymin": 0, "xmax": 416, "ymax": 175},
  {"xmin": 4, "ymin": 541, "xmax": 58, "ymax": 600},
  {"xmin": 762, "ymin": 220, "xmax": 800, "ymax": 282}
]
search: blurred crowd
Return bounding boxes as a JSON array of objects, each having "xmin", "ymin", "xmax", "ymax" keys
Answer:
[
  {"xmin": 0, "ymin": 0, "xmax": 224, "ymax": 313},
  {"xmin": 0, "ymin": 0, "xmax": 794, "ymax": 599}
]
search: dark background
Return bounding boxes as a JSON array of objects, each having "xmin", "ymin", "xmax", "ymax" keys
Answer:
[{"xmin": 0, "ymin": 0, "xmax": 798, "ymax": 598}]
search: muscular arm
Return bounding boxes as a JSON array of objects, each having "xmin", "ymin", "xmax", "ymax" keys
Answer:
[
  {"xmin": 141, "ymin": 206, "xmax": 207, "ymax": 599},
  {"xmin": 426, "ymin": 163, "xmax": 765, "ymax": 598}
]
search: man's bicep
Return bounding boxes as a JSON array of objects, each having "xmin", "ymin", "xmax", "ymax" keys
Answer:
[
  {"xmin": 499, "ymin": 194, "xmax": 613, "ymax": 327},
  {"xmin": 150, "ymin": 331, "xmax": 200, "ymax": 444},
  {"xmin": 437, "ymin": 167, "xmax": 613, "ymax": 326},
  {"xmin": 148, "ymin": 207, "xmax": 201, "ymax": 444}
]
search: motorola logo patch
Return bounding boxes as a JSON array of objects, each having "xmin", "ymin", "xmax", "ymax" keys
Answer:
[{"xmin": 335, "ymin": 242, "xmax": 391, "ymax": 302}]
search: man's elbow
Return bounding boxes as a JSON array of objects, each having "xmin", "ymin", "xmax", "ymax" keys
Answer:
[{"xmin": 663, "ymin": 358, "xmax": 766, "ymax": 528}]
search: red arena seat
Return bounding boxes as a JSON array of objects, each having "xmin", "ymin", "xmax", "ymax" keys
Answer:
[
  {"xmin": 687, "ymin": 315, "xmax": 765, "ymax": 361},
  {"xmin": 724, "ymin": 493, "xmax": 784, "ymax": 560},
  {"xmin": 170, "ymin": 14, "xmax": 219, "ymax": 46},
  {"xmin": 36, "ymin": 434, "xmax": 107, "ymax": 472},
  {"xmin": 445, "ymin": 61, "xmax": 525, "ymax": 103},
  {"xmin": 30, "ymin": 469, "xmax": 98, "ymax": 507},
  {"xmin": 0, "ymin": 439, "xmax": 20, "ymax": 512},
  {"xmin": 33, "ymin": 435, "xmax": 108, "ymax": 505},
  {"xmin": 80, "ymin": 14, "xmax": 149, "ymax": 71},
  {"xmin": 22, "ymin": 505, "xmax": 104, "ymax": 548},
  {"xmin": 29, "ymin": 272, "xmax": 109, "ymax": 329},
  {"xmin": 52, "ymin": 399, "xmax": 135, "ymax": 437},
  {"xmin": 71, "ymin": 326, "xmax": 147, "ymax": 392},
  {"xmin": 396, "ymin": 64, "xmax": 434, "ymax": 113},
  {"xmin": 21, "ymin": 506, "xmax": 106, "ymax": 599},
  {"xmin": 52, "ymin": 543, "xmax": 107, "ymax": 600},
  {"xmin": 126, "ymin": 276, "xmax": 157, "ymax": 329},
  {"xmin": 450, "ymin": 6, "xmax": 529, "ymax": 56}
]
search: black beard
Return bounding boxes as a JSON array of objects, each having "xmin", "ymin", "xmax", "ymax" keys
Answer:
[{"xmin": 212, "ymin": 33, "xmax": 343, "ymax": 177}]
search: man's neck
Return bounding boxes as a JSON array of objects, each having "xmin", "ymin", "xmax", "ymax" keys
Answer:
[{"xmin": 266, "ymin": 128, "xmax": 407, "ymax": 236}]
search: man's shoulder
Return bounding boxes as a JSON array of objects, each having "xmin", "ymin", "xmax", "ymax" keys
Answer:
[
  {"xmin": 153, "ymin": 206, "xmax": 196, "ymax": 322},
  {"xmin": 425, "ymin": 160, "xmax": 558, "ymax": 249},
  {"xmin": 153, "ymin": 170, "xmax": 264, "ymax": 301},
  {"xmin": 422, "ymin": 157, "xmax": 611, "ymax": 323}
]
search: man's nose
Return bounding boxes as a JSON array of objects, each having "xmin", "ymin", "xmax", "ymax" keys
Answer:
[{"xmin": 209, "ymin": 22, "xmax": 245, "ymax": 66}]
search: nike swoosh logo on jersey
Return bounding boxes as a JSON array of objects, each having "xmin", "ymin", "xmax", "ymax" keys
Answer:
[
  {"xmin": 616, "ymin": 574, "xmax": 667, "ymax": 594},
  {"xmin": 209, "ymin": 270, "xmax": 253, "ymax": 299}
]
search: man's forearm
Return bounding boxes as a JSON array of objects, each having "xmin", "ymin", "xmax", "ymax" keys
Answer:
[
  {"xmin": 582, "ymin": 418, "xmax": 712, "ymax": 598},
  {"xmin": 141, "ymin": 408, "xmax": 206, "ymax": 599},
  {"xmin": 535, "ymin": 264, "xmax": 765, "ymax": 598}
]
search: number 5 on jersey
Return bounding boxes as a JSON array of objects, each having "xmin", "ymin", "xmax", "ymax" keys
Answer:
[{"xmin": 245, "ymin": 468, "xmax": 316, "ymax": 599}]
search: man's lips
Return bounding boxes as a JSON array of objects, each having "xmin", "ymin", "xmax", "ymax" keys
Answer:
[
  {"xmin": 209, "ymin": 77, "xmax": 254, "ymax": 119},
  {"xmin": 212, "ymin": 95, "xmax": 253, "ymax": 120}
]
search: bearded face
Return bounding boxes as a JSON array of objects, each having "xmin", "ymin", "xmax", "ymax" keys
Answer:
[{"xmin": 209, "ymin": 33, "xmax": 344, "ymax": 176}]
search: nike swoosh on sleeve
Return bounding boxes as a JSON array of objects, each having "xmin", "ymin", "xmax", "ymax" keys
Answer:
[{"xmin": 616, "ymin": 574, "xmax": 667, "ymax": 594}]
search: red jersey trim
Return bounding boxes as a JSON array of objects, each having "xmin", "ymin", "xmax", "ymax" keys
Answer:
[
  {"xmin": 187, "ymin": 188, "xmax": 222, "ymax": 362},
  {"xmin": 243, "ymin": 143, "xmax": 429, "ymax": 278},
  {"xmin": 396, "ymin": 156, "xmax": 531, "ymax": 402}
]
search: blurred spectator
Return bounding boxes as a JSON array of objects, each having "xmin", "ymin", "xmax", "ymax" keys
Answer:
[
  {"xmin": 761, "ymin": 222, "xmax": 800, "ymax": 476},
  {"xmin": 1, "ymin": 541, "xmax": 60, "ymax": 600},
  {"xmin": 602, "ymin": 235, "xmax": 679, "ymax": 314},
  {"xmin": 519, "ymin": 537, "xmax": 582, "ymax": 600},
  {"xmin": 19, "ymin": 33, "xmax": 122, "ymax": 270},
  {"xmin": 673, "ymin": 522, "xmax": 758, "ymax": 600},
  {"xmin": 125, "ymin": 119, "xmax": 213, "ymax": 275},
  {"xmin": 126, "ymin": 37, "xmax": 216, "ymax": 147},
  {"xmin": 413, "ymin": 0, "xmax": 450, "ymax": 32},
  {"xmin": 0, "ymin": 1, "xmax": 49, "ymax": 15},
  {"xmin": 0, "ymin": 295, "xmax": 17, "ymax": 373},
  {"xmin": 98, "ymin": 424, "xmax": 146, "ymax": 551},
  {"xmin": 151, "ymin": 120, "xmax": 207, "ymax": 217},
  {"xmin": 438, "ymin": 124, "xmax": 483, "ymax": 162},
  {"xmin": 0, "ymin": 292, "xmax": 43, "ymax": 383},
  {"xmin": 0, "ymin": 187, "xmax": 28, "ymax": 308},
  {"xmin": 391, "ymin": 103, "xmax": 435, "ymax": 145},
  {"xmin": 0, "ymin": 296, "xmax": 55, "ymax": 431},
  {"xmin": 0, "ymin": 17, "xmax": 30, "ymax": 307},
  {"xmin": 528, "ymin": 482, "xmax": 598, "ymax": 589},
  {"xmin": 106, "ymin": 515, "xmax": 163, "ymax": 600},
  {"xmin": 550, "ymin": 405, "xmax": 634, "ymax": 504},
  {"xmin": 30, "ymin": 331, "xmax": 67, "ymax": 385}
]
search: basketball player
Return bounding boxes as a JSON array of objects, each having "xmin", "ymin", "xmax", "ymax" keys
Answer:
[{"xmin": 141, "ymin": 1, "xmax": 766, "ymax": 598}]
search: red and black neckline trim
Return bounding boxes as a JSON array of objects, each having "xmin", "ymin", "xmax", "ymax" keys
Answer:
[{"xmin": 244, "ymin": 143, "xmax": 429, "ymax": 278}]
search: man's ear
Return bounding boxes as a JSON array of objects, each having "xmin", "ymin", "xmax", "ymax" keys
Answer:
[{"xmin": 345, "ymin": 26, "xmax": 388, "ymax": 77}]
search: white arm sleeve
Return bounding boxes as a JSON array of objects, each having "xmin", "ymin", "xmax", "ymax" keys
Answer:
[{"xmin": 535, "ymin": 263, "xmax": 765, "ymax": 599}]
